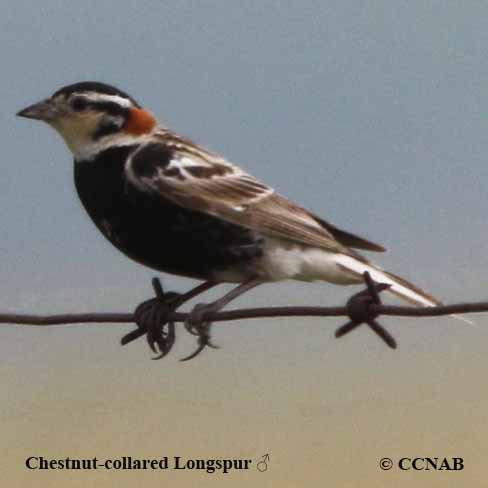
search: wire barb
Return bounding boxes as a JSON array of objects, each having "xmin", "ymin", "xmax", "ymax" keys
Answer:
[{"xmin": 335, "ymin": 272, "xmax": 396, "ymax": 348}]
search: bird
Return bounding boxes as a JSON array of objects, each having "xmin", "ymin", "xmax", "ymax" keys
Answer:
[{"xmin": 17, "ymin": 81, "xmax": 441, "ymax": 357}]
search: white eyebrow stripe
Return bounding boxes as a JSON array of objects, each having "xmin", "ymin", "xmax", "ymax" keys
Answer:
[{"xmin": 79, "ymin": 92, "xmax": 134, "ymax": 108}]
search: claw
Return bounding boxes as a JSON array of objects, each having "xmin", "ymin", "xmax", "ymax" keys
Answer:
[
  {"xmin": 151, "ymin": 322, "xmax": 176, "ymax": 359},
  {"xmin": 146, "ymin": 305, "xmax": 162, "ymax": 354},
  {"xmin": 184, "ymin": 322, "xmax": 203, "ymax": 336},
  {"xmin": 180, "ymin": 324, "xmax": 218, "ymax": 361},
  {"xmin": 124, "ymin": 278, "xmax": 219, "ymax": 359},
  {"xmin": 206, "ymin": 339, "xmax": 220, "ymax": 350},
  {"xmin": 184, "ymin": 303, "xmax": 209, "ymax": 334},
  {"xmin": 146, "ymin": 305, "xmax": 167, "ymax": 353},
  {"xmin": 124, "ymin": 279, "xmax": 182, "ymax": 358},
  {"xmin": 181, "ymin": 303, "xmax": 220, "ymax": 361},
  {"xmin": 180, "ymin": 341, "xmax": 207, "ymax": 362}
]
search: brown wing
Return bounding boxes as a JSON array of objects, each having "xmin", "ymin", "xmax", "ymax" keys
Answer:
[{"xmin": 125, "ymin": 134, "xmax": 385, "ymax": 253}]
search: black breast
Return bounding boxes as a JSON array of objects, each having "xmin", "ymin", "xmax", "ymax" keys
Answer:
[{"xmin": 74, "ymin": 146, "xmax": 263, "ymax": 279}]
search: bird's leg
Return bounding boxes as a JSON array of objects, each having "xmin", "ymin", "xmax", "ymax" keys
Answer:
[
  {"xmin": 181, "ymin": 278, "xmax": 262, "ymax": 361},
  {"xmin": 123, "ymin": 279, "xmax": 218, "ymax": 359}
]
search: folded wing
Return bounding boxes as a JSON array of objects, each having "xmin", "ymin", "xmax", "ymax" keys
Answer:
[{"xmin": 125, "ymin": 133, "xmax": 384, "ymax": 255}]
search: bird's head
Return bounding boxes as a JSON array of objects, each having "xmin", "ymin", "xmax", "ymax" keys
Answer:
[{"xmin": 17, "ymin": 81, "xmax": 157, "ymax": 160}]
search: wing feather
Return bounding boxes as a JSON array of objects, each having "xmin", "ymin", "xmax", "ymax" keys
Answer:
[{"xmin": 126, "ymin": 134, "xmax": 384, "ymax": 254}]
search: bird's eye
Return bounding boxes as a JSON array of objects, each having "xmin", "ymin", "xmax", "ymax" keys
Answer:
[{"xmin": 71, "ymin": 97, "xmax": 88, "ymax": 111}]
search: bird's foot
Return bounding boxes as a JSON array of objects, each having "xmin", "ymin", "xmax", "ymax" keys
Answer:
[
  {"xmin": 136, "ymin": 293, "xmax": 180, "ymax": 359},
  {"xmin": 335, "ymin": 271, "xmax": 396, "ymax": 348},
  {"xmin": 122, "ymin": 278, "xmax": 181, "ymax": 359},
  {"xmin": 181, "ymin": 303, "xmax": 220, "ymax": 361}
]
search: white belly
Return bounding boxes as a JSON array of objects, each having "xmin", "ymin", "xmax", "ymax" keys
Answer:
[{"xmin": 214, "ymin": 237, "xmax": 361, "ymax": 284}]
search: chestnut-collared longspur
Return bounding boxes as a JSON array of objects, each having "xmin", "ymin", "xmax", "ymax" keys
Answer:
[{"xmin": 17, "ymin": 82, "xmax": 441, "ymax": 355}]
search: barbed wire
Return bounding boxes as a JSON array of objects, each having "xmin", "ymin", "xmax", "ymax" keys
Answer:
[{"xmin": 1, "ymin": 273, "xmax": 486, "ymax": 360}]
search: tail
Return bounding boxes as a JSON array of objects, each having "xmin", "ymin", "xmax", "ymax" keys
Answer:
[
  {"xmin": 334, "ymin": 254, "xmax": 440, "ymax": 306},
  {"xmin": 334, "ymin": 254, "xmax": 474, "ymax": 325}
]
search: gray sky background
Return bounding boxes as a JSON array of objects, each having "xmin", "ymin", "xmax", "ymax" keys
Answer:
[{"xmin": 1, "ymin": 1, "xmax": 487, "ymax": 486}]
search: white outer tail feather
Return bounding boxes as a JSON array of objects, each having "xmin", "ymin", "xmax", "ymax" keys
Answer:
[
  {"xmin": 334, "ymin": 254, "xmax": 439, "ymax": 307},
  {"xmin": 334, "ymin": 254, "xmax": 474, "ymax": 325}
]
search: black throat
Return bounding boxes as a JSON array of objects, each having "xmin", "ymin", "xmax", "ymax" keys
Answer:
[{"xmin": 74, "ymin": 145, "xmax": 136, "ymax": 219}]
